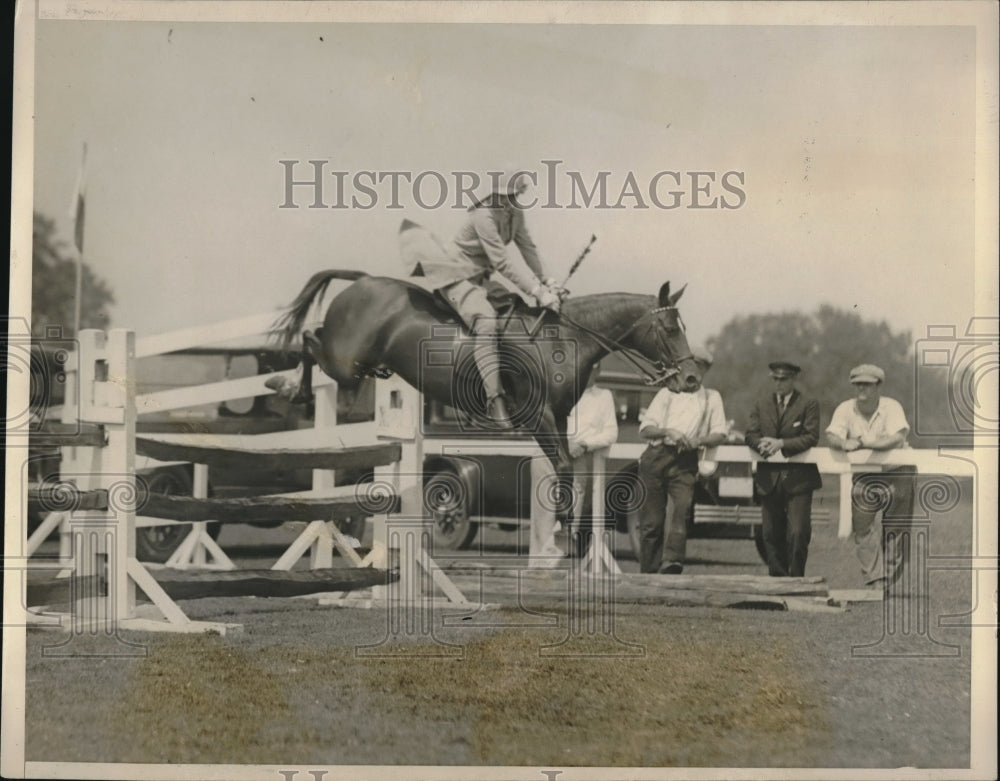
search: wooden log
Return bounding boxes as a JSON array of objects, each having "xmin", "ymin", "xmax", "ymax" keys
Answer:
[
  {"xmin": 26, "ymin": 576, "xmax": 107, "ymax": 607},
  {"xmin": 135, "ymin": 437, "xmax": 401, "ymax": 472},
  {"xmin": 146, "ymin": 567, "xmax": 397, "ymax": 600},
  {"xmin": 438, "ymin": 565, "xmax": 829, "ymax": 597},
  {"xmin": 34, "ymin": 422, "xmax": 107, "ymax": 447},
  {"xmin": 26, "ymin": 567, "xmax": 396, "ymax": 606},
  {"xmin": 139, "ymin": 490, "xmax": 397, "ymax": 523},
  {"xmin": 614, "ymin": 573, "xmax": 829, "ymax": 597},
  {"xmin": 27, "ymin": 486, "xmax": 109, "ymax": 512},
  {"xmin": 451, "ymin": 575, "xmax": 798, "ymax": 609}
]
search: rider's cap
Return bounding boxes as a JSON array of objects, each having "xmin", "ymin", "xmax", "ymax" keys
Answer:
[
  {"xmin": 850, "ymin": 364, "xmax": 885, "ymax": 384},
  {"xmin": 692, "ymin": 346, "xmax": 714, "ymax": 366},
  {"xmin": 488, "ymin": 170, "xmax": 530, "ymax": 195},
  {"xmin": 768, "ymin": 361, "xmax": 801, "ymax": 378},
  {"xmin": 470, "ymin": 170, "xmax": 531, "ymax": 210}
]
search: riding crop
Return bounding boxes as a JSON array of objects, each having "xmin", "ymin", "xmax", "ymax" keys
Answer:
[{"xmin": 529, "ymin": 235, "xmax": 597, "ymax": 337}]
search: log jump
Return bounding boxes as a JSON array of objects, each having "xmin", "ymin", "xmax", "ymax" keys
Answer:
[{"xmin": 24, "ymin": 327, "xmax": 473, "ymax": 636}]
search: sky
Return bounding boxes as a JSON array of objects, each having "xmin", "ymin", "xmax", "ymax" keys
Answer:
[{"xmin": 24, "ymin": 5, "xmax": 990, "ymax": 350}]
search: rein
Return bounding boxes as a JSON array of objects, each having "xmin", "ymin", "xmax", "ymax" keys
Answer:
[{"xmin": 555, "ymin": 306, "xmax": 692, "ymax": 386}]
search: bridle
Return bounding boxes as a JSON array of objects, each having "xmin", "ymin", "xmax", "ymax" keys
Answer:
[{"xmin": 557, "ymin": 304, "xmax": 694, "ymax": 386}]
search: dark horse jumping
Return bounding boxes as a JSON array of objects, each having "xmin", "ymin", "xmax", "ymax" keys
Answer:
[{"xmin": 269, "ymin": 271, "xmax": 700, "ymax": 483}]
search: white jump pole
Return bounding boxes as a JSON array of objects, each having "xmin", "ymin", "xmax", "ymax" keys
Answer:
[{"xmin": 583, "ymin": 448, "xmax": 621, "ymax": 575}]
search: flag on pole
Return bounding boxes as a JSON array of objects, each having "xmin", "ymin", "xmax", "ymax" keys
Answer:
[
  {"xmin": 69, "ymin": 142, "xmax": 87, "ymax": 254},
  {"xmin": 70, "ymin": 142, "xmax": 87, "ymax": 334}
]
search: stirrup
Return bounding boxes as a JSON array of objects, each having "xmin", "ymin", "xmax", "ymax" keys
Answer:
[{"xmin": 486, "ymin": 395, "xmax": 514, "ymax": 429}]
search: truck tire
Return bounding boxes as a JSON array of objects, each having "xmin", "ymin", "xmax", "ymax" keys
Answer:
[
  {"xmin": 425, "ymin": 468, "xmax": 478, "ymax": 551},
  {"xmin": 136, "ymin": 467, "xmax": 221, "ymax": 563}
]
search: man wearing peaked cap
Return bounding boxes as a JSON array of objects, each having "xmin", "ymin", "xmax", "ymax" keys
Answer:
[
  {"xmin": 768, "ymin": 360, "xmax": 801, "ymax": 376},
  {"xmin": 826, "ymin": 363, "xmax": 914, "ymax": 594},
  {"xmin": 745, "ymin": 360, "xmax": 822, "ymax": 577}
]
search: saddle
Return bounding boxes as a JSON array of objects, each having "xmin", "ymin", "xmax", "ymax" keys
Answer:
[{"xmin": 431, "ymin": 280, "xmax": 545, "ymax": 337}]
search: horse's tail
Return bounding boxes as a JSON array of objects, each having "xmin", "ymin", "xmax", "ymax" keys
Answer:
[{"xmin": 270, "ymin": 269, "xmax": 370, "ymax": 350}]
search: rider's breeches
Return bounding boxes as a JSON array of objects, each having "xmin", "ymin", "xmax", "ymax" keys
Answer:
[{"xmin": 441, "ymin": 279, "xmax": 504, "ymax": 400}]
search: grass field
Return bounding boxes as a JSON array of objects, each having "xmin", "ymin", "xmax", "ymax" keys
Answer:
[{"xmin": 20, "ymin": 492, "xmax": 988, "ymax": 772}]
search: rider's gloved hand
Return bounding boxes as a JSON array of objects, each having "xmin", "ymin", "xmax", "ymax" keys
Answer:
[
  {"xmin": 535, "ymin": 286, "xmax": 561, "ymax": 312},
  {"xmin": 544, "ymin": 277, "xmax": 570, "ymax": 300}
]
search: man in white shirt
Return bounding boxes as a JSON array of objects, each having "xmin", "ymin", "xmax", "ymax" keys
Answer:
[
  {"xmin": 529, "ymin": 364, "xmax": 619, "ymax": 567},
  {"xmin": 566, "ymin": 365, "xmax": 620, "ymax": 553},
  {"xmin": 637, "ymin": 348, "xmax": 728, "ymax": 574},
  {"xmin": 826, "ymin": 364, "xmax": 915, "ymax": 590}
]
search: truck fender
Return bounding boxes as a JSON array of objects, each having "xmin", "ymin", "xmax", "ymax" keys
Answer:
[{"xmin": 423, "ymin": 455, "xmax": 483, "ymax": 519}]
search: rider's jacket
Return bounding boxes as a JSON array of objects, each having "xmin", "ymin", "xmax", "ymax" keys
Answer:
[{"xmin": 399, "ymin": 204, "xmax": 545, "ymax": 296}]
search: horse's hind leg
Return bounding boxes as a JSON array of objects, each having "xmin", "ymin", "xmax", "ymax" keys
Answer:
[{"xmin": 265, "ymin": 329, "xmax": 320, "ymax": 403}]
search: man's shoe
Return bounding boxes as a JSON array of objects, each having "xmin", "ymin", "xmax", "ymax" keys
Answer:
[
  {"xmin": 486, "ymin": 395, "xmax": 514, "ymax": 429},
  {"xmin": 659, "ymin": 562, "xmax": 684, "ymax": 575}
]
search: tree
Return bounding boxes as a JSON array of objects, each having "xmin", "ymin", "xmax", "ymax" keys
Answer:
[
  {"xmin": 705, "ymin": 306, "xmax": 925, "ymax": 444},
  {"xmin": 31, "ymin": 212, "xmax": 114, "ymax": 336}
]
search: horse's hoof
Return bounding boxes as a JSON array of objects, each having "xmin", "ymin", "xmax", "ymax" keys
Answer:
[
  {"xmin": 264, "ymin": 375, "xmax": 290, "ymax": 396},
  {"xmin": 265, "ymin": 375, "xmax": 311, "ymax": 404}
]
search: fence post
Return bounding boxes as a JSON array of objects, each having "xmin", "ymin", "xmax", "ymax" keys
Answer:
[{"xmin": 45, "ymin": 329, "xmax": 146, "ymax": 656}]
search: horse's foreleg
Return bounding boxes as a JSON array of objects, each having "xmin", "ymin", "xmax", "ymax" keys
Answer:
[{"xmin": 534, "ymin": 406, "xmax": 574, "ymax": 533}]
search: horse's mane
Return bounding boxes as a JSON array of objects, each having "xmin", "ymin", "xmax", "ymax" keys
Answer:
[{"xmin": 562, "ymin": 292, "xmax": 656, "ymax": 334}]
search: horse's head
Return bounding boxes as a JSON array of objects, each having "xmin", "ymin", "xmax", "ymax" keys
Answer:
[{"xmin": 627, "ymin": 282, "xmax": 701, "ymax": 392}]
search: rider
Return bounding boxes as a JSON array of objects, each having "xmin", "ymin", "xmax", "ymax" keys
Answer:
[{"xmin": 425, "ymin": 170, "xmax": 564, "ymax": 426}]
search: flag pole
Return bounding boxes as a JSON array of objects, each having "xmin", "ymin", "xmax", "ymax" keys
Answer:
[
  {"xmin": 72, "ymin": 250, "xmax": 82, "ymax": 337},
  {"xmin": 71, "ymin": 142, "xmax": 87, "ymax": 336}
]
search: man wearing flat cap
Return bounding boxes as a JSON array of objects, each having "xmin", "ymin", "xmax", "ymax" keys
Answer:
[
  {"xmin": 745, "ymin": 361, "xmax": 822, "ymax": 577},
  {"xmin": 826, "ymin": 364, "xmax": 914, "ymax": 591}
]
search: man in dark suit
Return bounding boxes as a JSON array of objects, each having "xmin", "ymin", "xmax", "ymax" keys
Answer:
[{"xmin": 744, "ymin": 361, "xmax": 822, "ymax": 577}]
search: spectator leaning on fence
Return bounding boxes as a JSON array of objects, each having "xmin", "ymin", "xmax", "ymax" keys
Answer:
[
  {"xmin": 567, "ymin": 363, "xmax": 619, "ymax": 536},
  {"xmin": 637, "ymin": 347, "xmax": 727, "ymax": 575},
  {"xmin": 744, "ymin": 361, "xmax": 823, "ymax": 578},
  {"xmin": 825, "ymin": 364, "xmax": 916, "ymax": 592},
  {"xmin": 528, "ymin": 364, "xmax": 618, "ymax": 567}
]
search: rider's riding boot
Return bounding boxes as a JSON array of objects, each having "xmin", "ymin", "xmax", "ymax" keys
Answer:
[
  {"xmin": 486, "ymin": 394, "xmax": 514, "ymax": 429},
  {"xmin": 471, "ymin": 323, "xmax": 514, "ymax": 429}
]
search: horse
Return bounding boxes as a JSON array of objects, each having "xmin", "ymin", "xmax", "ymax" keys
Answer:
[{"xmin": 269, "ymin": 270, "xmax": 700, "ymax": 481}]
